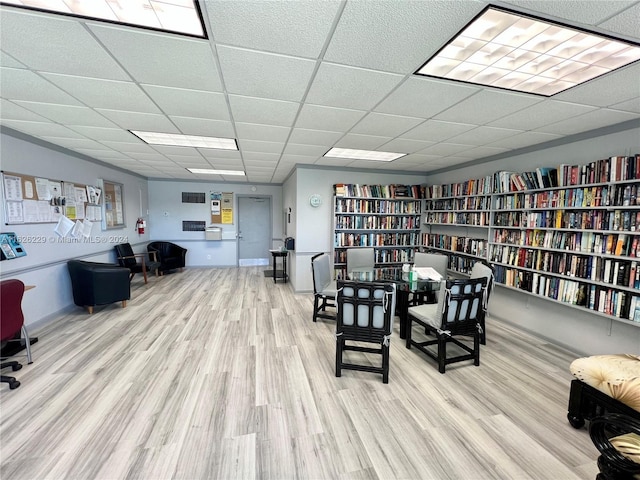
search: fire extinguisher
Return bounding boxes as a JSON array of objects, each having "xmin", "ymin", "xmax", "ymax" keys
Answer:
[{"xmin": 136, "ymin": 217, "xmax": 146, "ymax": 235}]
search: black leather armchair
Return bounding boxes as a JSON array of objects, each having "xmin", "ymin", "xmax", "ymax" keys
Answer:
[
  {"xmin": 67, "ymin": 260, "xmax": 130, "ymax": 314},
  {"xmin": 147, "ymin": 242, "xmax": 187, "ymax": 273}
]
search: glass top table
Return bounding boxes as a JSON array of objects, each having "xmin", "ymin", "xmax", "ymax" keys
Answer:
[{"xmin": 345, "ymin": 270, "xmax": 441, "ymax": 339}]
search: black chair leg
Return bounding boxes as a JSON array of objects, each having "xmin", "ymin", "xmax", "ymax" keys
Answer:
[
  {"xmin": 382, "ymin": 343, "xmax": 389, "ymax": 384},
  {"xmin": 405, "ymin": 316, "xmax": 412, "ymax": 349},
  {"xmin": 1, "ymin": 375, "xmax": 20, "ymax": 389},
  {"xmin": 437, "ymin": 334, "xmax": 446, "ymax": 374},
  {"xmin": 474, "ymin": 332, "xmax": 480, "ymax": 366},
  {"xmin": 335, "ymin": 338, "xmax": 343, "ymax": 377},
  {"xmin": 313, "ymin": 295, "xmax": 320, "ymax": 322}
]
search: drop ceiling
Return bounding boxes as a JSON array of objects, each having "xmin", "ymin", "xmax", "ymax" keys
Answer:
[{"xmin": 1, "ymin": 0, "xmax": 639, "ymax": 184}]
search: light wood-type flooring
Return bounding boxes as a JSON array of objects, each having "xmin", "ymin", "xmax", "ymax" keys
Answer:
[{"xmin": 1, "ymin": 267, "xmax": 599, "ymax": 479}]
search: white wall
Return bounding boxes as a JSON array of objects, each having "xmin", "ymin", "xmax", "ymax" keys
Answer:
[
  {"xmin": 0, "ymin": 131, "xmax": 150, "ymax": 327},
  {"xmin": 288, "ymin": 167, "xmax": 429, "ymax": 292},
  {"xmin": 427, "ymin": 126, "xmax": 640, "ymax": 355},
  {"xmin": 147, "ymin": 180, "xmax": 283, "ymax": 267}
]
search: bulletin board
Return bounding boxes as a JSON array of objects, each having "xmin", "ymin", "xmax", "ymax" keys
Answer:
[
  {"xmin": 1, "ymin": 171, "xmax": 102, "ymax": 226},
  {"xmin": 210, "ymin": 192, "xmax": 233, "ymax": 224},
  {"xmin": 101, "ymin": 179, "xmax": 125, "ymax": 230}
]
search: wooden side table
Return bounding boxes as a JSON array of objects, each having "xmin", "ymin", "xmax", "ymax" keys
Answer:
[{"xmin": 269, "ymin": 250, "xmax": 288, "ymax": 283}]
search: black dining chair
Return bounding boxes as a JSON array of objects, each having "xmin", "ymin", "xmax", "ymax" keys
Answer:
[{"xmin": 335, "ymin": 279, "xmax": 396, "ymax": 383}]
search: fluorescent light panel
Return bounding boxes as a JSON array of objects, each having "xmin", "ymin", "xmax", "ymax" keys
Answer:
[
  {"xmin": 131, "ymin": 131, "xmax": 238, "ymax": 150},
  {"xmin": 1, "ymin": 0, "xmax": 205, "ymax": 37},
  {"xmin": 187, "ymin": 168, "xmax": 245, "ymax": 176},
  {"xmin": 415, "ymin": 6, "xmax": 640, "ymax": 96},
  {"xmin": 324, "ymin": 148, "xmax": 406, "ymax": 162}
]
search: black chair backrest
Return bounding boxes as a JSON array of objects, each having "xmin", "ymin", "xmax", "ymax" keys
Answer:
[
  {"xmin": 441, "ymin": 277, "xmax": 487, "ymax": 335},
  {"xmin": 336, "ymin": 280, "xmax": 395, "ymax": 342},
  {"xmin": 115, "ymin": 243, "xmax": 136, "ymax": 268}
]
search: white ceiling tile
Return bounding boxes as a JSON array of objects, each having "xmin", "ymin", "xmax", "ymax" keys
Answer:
[
  {"xmin": 205, "ymin": 0, "xmax": 342, "ymax": 58},
  {"xmin": 40, "ymin": 137, "xmax": 108, "ymax": 150},
  {"xmin": 1, "ymin": 100, "xmax": 49, "ymax": 122},
  {"xmin": 229, "ymin": 95, "xmax": 299, "ymax": 126},
  {"xmin": 199, "ymin": 149, "xmax": 242, "ymax": 160},
  {"xmin": 599, "ymin": 2, "xmax": 640, "ymax": 38},
  {"xmin": 500, "ymin": 0, "xmax": 638, "ymax": 26},
  {"xmin": 69, "ymin": 126, "xmax": 137, "ymax": 142},
  {"xmin": 1, "ymin": 68, "xmax": 81, "ymax": 105},
  {"xmin": 218, "ymin": 46, "xmax": 315, "ymax": 102},
  {"xmin": 324, "ymin": 0, "xmax": 481, "ymax": 73},
  {"xmin": 75, "ymin": 149, "xmax": 128, "ymax": 158},
  {"xmin": 141, "ymin": 84, "xmax": 228, "ymax": 119},
  {"xmin": 610, "ymin": 98, "xmax": 640, "ymax": 114},
  {"xmin": 2, "ymin": 120, "xmax": 85, "ymax": 138},
  {"xmin": 93, "ymin": 109, "xmax": 179, "ymax": 133},
  {"xmin": 239, "ymin": 139, "xmax": 284, "ymax": 155},
  {"xmin": 125, "ymin": 152, "xmax": 170, "ymax": 162},
  {"xmin": 535, "ymin": 108, "xmax": 640, "ymax": 135},
  {"xmin": 1, "ymin": 52, "xmax": 25, "ymax": 68},
  {"xmin": 283, "ymin": 143, "xmax": 326, "ymax": 157},
  {"xmin": 13, "ymin": 101, "xmax": 117, "ymax": 127},
  {"xmin": 295, "ymin": 104, "xmax": 366, "ymax": 131},
  {"xmin": 41, "ymin": 73, "xmax": 160, "ymax": 112},
  {"xmin": 458, "ymin": 145, "xmax": 511, "ymax": 158},
  {"xmin": 100, "ymin": 141, "xmax": 158, "ymax": 154},
  {"xmin": 350, "ymin": 113, "xmax": 424, "ymax": 137},
  {"xmin": 288, "ymin": 128, "xmax": 343, "ymax": 146},
  {"xmin": 375, "ymin": 77, "xmax": 479, "ymax": 118},
  {"xmin": 434, "ymin": 90, "xmax": 544, "ymax": 124},
  {"xmin": 152, "ymin": 146, "xmax": 202, "ymax": 156},
  {"xmin": 280, "ymin": 154, "xmax": 319, "ymax": 165},
  {"xmin": 401, "ymin": 120, "xmax": 478, "ymax": 143},
  {"xmin": 235, "ymin": 123, "xmax": 291, "ymax": 142},
  {"xmin": 306, "ymin": 63, "xmax": 404, "ymax": 110},
  {"xmin": 398, "ymin": 153, "xmax": 441, "ymax": 164},
  {"xmin": 445, "ymin": 126, "xmax": 524, "ymax": 146},
  {"xmin": 418, "ymin": 143, "xmax": 475, "ymax": 156},
  {"xmin": 378, "ymin": 138, "xmax": 435, "ymax": 154},
  {"xmin": 0, "ymin": 9, "xmax": 129, "ymax": 80},
  {"xmin": 169, "ymin": 116, "xmax": 235, "ymax": 137},
  {"xmin": 487, "ymin": 100, "xmax": 598, "ymax": 130},
  {"xmin": 485, "ymin": 131, "xmax": 562, "ymax": 149},
  {"xmin": 89, "ymin": 24, "xmax": 222, "ymax": 91},
  {"xmin": 334, "ymin": 133, "xmax": 392, "ymax": 150}
]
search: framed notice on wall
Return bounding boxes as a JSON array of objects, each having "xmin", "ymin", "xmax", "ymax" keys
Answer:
[
  {"xmin": 101, "ymin": 179, "xmax": 125, "ymax": 230},
  {"xmin": 211, "ymin": 192, "xmax": 233, "ymax": 224}
]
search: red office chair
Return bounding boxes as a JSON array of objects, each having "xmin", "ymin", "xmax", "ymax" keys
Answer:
[{"xmin": 0, "ymin": 279, "xmax": 33, "ymax": 389}]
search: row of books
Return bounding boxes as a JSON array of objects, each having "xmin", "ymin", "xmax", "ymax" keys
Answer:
[
  {"xmin": 333, "ymin": 248, "xmax": 415, "ymax": 265},
  {"xmin": 493, "ymin": 229, "xmax": 639, "ymax": 257},
  {"xmin": 494, "ymin": 266, "xmax": 640, "ymax": 321},
  {"xmin": 334, "ymin": 198, "xmax": 421, "ymax": 214},
  {"xmin": 424, "ymin": 211, "xmax": 490, "ymax": 226},
  {"xmin": 335, "ymin": 215, "xmax": 420, "ymax": 230},
  {"xmin": 427, "ymin": 175, "xmax": 494, "ymax": 199},
  {"xmin": 333, "ymin": 266, "xmax": 407, "ymax": 281},
  {"xmin": 425, "ymin": 196, "xmax": 491, "ymax": 212},
  {"xmin": 447, "ymin": 255, "xmax": 477, "ymax": 275},
  {"xmin": 495, "ymin": 184, "xmax": 639, "ymax": 210},
  {"xmin": 494, "ymin": 155, "xmax": 640, "ymax": 193},
  {"xmin": 490, "ymin": 244, "xmax": 640, "ymax": 287},
  {"xmin": 494, "ymin": 209, "xmax": 637, "ymax": 231},
  {"xmin": 334, "ymin": 232, "xmax": 420, "ymax": 247},
  {"xmin": 422, "ymin": 234, "xmax": 487, "ymax": 258},
  {"xmin": 334, "ymin": 184, "xmax": 426, "ymax": 199}
]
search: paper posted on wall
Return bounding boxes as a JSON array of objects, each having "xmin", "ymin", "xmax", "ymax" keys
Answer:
[{"xmin": 413, "ymin": 267, "xmax": 443, "ymax": 281}]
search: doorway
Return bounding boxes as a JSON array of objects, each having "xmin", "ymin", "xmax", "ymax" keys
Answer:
[{"xmin": 237, "ymin": 196, "xmax": 272, "ymax": 266}]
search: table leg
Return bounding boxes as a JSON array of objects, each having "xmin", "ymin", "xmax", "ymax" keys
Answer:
[
  {"xmin": 272, "ymin": 254, "xmax": 277, "ymax": 283},
  {"xmin": 397, "ymin": 290, "xmax": 410, "ymax": 339},
  {"xmin": 283, "ymin": 255, "xmax": 287, "ymax": 283}
]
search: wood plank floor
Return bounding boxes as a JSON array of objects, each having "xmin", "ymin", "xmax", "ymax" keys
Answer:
[{"xmin": 1, "ymin": 267, "xmax": 599, "ymax": 479}]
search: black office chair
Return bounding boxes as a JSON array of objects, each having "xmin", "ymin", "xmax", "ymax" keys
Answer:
[
  {"xmin": 0, "ymin": 279, "xmax": 33, "ymax": 390},
  {"xmin": 406, "ymin": 277, "xmax": 486, "ymax": 373},
  {"xmin": 335, "ymin": 280, "xmax": 396, "ymax": 383}
]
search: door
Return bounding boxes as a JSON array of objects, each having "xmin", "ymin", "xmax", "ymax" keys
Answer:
[{"xmin": 238, "ymin": 196, "xmax": 272, "ymax": 266}]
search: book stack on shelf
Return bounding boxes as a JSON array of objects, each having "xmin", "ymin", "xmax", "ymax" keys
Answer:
[
  {"xmin": 332, "ymin": 184, "xmax": 424, "ymax": 280},
  {"xmin": 489, "ymin": 154, "xmax": 640, "ymax": 324}
]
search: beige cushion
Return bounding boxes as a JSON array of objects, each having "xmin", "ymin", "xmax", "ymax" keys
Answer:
[
  {"xmin": 570, "ymin": 354, "xmax": 640, "ymax": 413},
  {"xmin": 408, "ymin": 281, "xmax": 447, "ymax": 329},
  {"xmin": 610, "ymin": 432, "xmax": 640, "ymax": 465}
]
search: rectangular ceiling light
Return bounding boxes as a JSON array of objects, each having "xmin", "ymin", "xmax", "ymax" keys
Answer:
[
  {"xmin": 1, "ymin": 0, "xmax": 206, "ymax": 38},
  {"xmin": 187, "ymin": 168, "xmax": 245, "ymax": 176},
  {"xmin": 415, "ymin": 6, "xmax": 640, "ymax": 96},
  {"xmin": 324, "ymin": 148, "xmax": 406, "ymax": 162},
  {"xmin": 131, "ymin": 131, "xmax": 238, "ymax": 150}
]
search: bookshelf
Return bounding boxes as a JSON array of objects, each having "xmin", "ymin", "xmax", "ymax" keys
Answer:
[
  {"xmin": 422, "ymin": 176, "xmax": 493, "ymax": 275},
  {"xmin": 423, "ymin": 155, "xmax": 640, "ymax": 326},
  {"xmin": 333, "ymin": 184, "xmax": 425, "ymax": 280}
]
